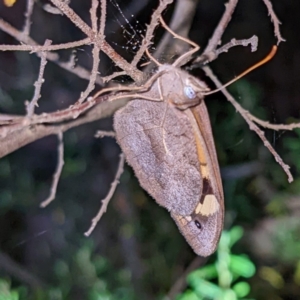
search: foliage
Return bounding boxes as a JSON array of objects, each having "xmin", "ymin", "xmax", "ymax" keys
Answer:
[
  {"xmin": 0, "ymin": 242, "xmax": 135, "ymax": 300},
  {"xmin": 0, "ymin": 279, "xmax": 19, "ymax": 300},
  {"xmin": 176, "ymin": 227, "xmax": 255, "ymax": 300}
]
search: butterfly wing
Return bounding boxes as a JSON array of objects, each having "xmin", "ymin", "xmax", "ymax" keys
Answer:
[{"xmin": 171, "ymin": 102, "xmax": 224, "ymax": 256}]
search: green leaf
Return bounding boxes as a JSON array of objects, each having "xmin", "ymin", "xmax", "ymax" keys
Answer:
[
  {"xmin": 176, "ymin": 289, "xmax": 201, "ymax": 300},
  {"xmin": 0, "ymin": 280, "xmax": 19, "ymax": 300},
  {"xmin": 187, "ymin": 278, "xmax": 222, "ymax": 298},
  {"xmin": 229, "ymin": 226, "xmax": 244, "ymax": 247},
  {"xmin": 222, "ymin": 289, "xmax": 238, "ymax": 300},
  {"xmin": 229, "ymin": 255, "xmax": 255, "ymax": 278},
  {"xmin": 188, "ymin": 265, "xmax": 218, "ymax": 280},
  {"xmin": 10, "ymin": 291, "xmax": 19, "ymax": 300},
  {"xmin": 219, "ymin": 231, "xmax": 231, "ymax": 250},
  {"xmin": 232, "ymin": 281, "xmax": 250, "ymax": 298}
]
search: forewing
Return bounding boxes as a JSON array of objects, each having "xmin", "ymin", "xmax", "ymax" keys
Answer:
[
  {"xmin": 114, "ymin": 99, "xmax": 202, "ymax": 215},
  {"xmin": 170, "ymin": 102, "xmax": 224, "ymax": 256}
]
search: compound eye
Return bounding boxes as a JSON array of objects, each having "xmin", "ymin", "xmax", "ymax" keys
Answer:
[{"xmin": 184, "ymin": 86, "xmax": 197, "ymax": 99}]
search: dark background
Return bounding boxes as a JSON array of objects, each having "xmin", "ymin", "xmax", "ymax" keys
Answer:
[{"xmin": 0, "ymin": 0, "xmax": 300, "ymax": 299}]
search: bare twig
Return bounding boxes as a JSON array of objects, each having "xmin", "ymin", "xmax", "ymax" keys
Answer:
[
  {"xmin": 95, "ymin": 130, "xmax": 116, "ymax": 138},
  {"xmin": 22, "ymin": 0, "xmax": 35, "ymax": 39},
  {"xmin": 0, "ymin": 0, "xmax": 174, "ymax": 87},
  {"xmin": 190, "ymin": 0, "xmax": 239, "ymax": 67},
  {"xmin": 26, "ymin": 40, "xmax": 51, "ymax": 117},
  {"xmin": 85, "ymin": 153, "xmax": 125, "ymax": 236},
  {"xmin": 0, "ymin": 94, "xmax": 107, "ymax": 139},
  {"xmin": 90, "ymin": 0, "xmax": 99, "ymax": 33},
  {"xmin": 203, "ymin": 66, "xmax": 293, "ymax": 183},
  {"xmin": 247, "ymin": 114, "xmax": 300, "ymax": 131},
  {"xmin": 0, "ymin": 97, "xmax": 127, "ymax": 159},
  {"xmin": 77, "ymin": 43, "xmax": 101, "ymax": 103},
  {"xmin": 50, "ymin": 0, "xmax": 144, "ymax": 83},
  {"xmin": 204, "ymin": 0, "xmax": 239, "ymax": 54},
  {"xmin": 0, "ymin": 66, "xmax": 166, "ymax": 150},
  {"xmin": 42, "ymin": 3, "xmax": 63, "ymax": 15},
  {"xmin": 40, "ymin": 132, "xmax": 64, "ymax": 208},
  {"xmin": 216, "ymin": 35, "xmax": 258, "ymax": 56},
  {"xmin": 50, "ymin": 0, "xmax": 92, "ymax": 37},
  {"xmin": 0, "ymin": 19, "xmax": 103, "ymax": 85},
  {"xmin": 0, "ymin": 18, "xmax": 39, "ymax": 46},
  {"xmin": 0, "ymin": 38, "xmax": 90, "ymax": 52},
  {"xmin": 77, "ymin": 0, "xmax": 107, "ymax": 104},
  {"xmin": 189, "ymin": 36, "xmax": 259, "ymax": 69},
  {"xmin": 131, "ymin": 0, "xmax": 173, "ymax": 67},
  {"xmin": 0, "ymin": 60, "xmax": 157, "ymax": 130},
  {"xmin": 102, "ymin": 71, "xmax": 127, "ymax": 82},
  {"xmin": 99, "ymin": 0, "xmax": 107, "ymax": 39},
  {"xmin": 261, "ymin": 0, "xmax": 285, "ymax": 44}
]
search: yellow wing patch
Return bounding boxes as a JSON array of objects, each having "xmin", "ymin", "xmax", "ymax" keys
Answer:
[{"xmin": 195, "ymin": 194, "xmax": 219, "ymax": 216}]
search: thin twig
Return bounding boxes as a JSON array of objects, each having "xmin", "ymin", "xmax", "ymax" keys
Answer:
[
  {"xmin": 50, "ymin": 0, "xmax": 144, "ymax": 83},
  {"xmin": 204, "ymin": 66, "xmax": 293, "ymax": 183},
  {"xmin": 90, "ymin": 0, "xmax": 99, "ymax": 33},
  {"xmin": 0, "ymin": 96, "xmax": 126, "ymax": 159},
  {"xmin": 0, "ymin": 38, "xmax": 90, "ymax": 52},
  {"xmin": 95, "ymin": 130, "xmax": 116, "ymax": 138},
  {"xmin": 99, "ymin": 0, "xmax": 107, "ymax": 39},
  {"xmin": 131, "ymin": 0, "xmax": 173, "ymax": 67},
  {"xmin": 190, "ymin": 0, "xmax": 239, "ymax": 67},
  {"xmin": 40, "ymin": 132, "xmax": 64, "ymax": 207},
  {"xmin": 26, "ymin": 39, "xmax": 51, "ymax": 117},
  {"xmin": 102, "ymin": 71, "xmax": 127, "ymax": 82},
  {"xmin": 261, "ymin": 0, "xmax": 285, "ymax": 45},
  {"xmin": 85, "ymin": 153, "xmax": 125, "ymax": 236},
  {"xmin": 1, "ymin": 87, "xmax": 134, "ymax": 137},
  {"xmin": 22, "ymin": 0, "xmax": 35, "ymax": 39},
  {"xmin": 50, "ymin": 0, "xmax": 92, "ymax": 37},
  {"xmin": 0, "ymin": 19, "xmax": 103, "ymax": 85},
  {"xmin": 204, "ymin": 0, "xmax": 239, "ymax": 54},
  {"xmin": 216, "ymin": 35, "xmax": 258, "ymax": 56},
  {"xmin": 78, "ymin": 44, "xmax": 100, "ymax": 103},
  {"xmin": 42, "ymin": 3, "xmax": 63, "ymax": 15},
  {"xmin": 189, "ymin": 36, "xmax": 259, "ymax": 69},
  {"xmin": 77, "ymin": 0, "xmax": 107, "ymax": 104},
  {"xmin": 247, "ymin": 114, "xmax": 300, "ymax": 131}
]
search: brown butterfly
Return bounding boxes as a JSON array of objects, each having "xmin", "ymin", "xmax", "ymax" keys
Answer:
[{"xmin": 114, "ymin": 64, "xmax": 224, "ymax": 256}]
